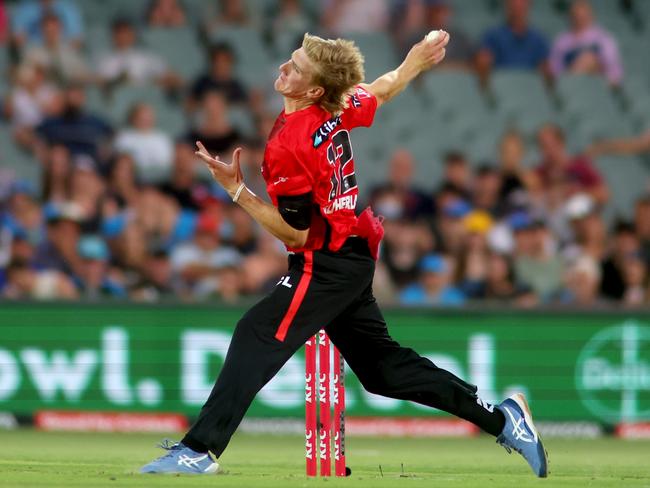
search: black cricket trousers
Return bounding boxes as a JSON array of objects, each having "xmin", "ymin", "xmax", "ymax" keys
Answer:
[{"xmin": 184, "ymin": 237, "xmax": 491, "ymax": 457}]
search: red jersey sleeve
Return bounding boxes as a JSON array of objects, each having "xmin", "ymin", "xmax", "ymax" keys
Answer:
[
  {"xmin": 264, "ymin": 143, "xmax": 313, "ymax": 203},
  {"xmin": 341, "ymin": 85, "xmax": 378, "ymax": 129}
]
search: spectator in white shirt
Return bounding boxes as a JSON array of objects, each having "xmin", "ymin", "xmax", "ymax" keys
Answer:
[
  {"xmin": 7, "ymin": 63, "xmax": 61, "ymax": 147},
  {"xmin": 96, "ymin": 18, "xmax": 181, "ymax": 89},
  {"xmin": 114, "ymin": 103, "xmax": 173, "ymax": 183},
  {"xmin": 22, "ymin": 12, "xmax": 90, "ymax": 84}
]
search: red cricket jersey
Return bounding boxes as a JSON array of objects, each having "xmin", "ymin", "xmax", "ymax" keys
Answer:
[{"xmin": 262, "ymin": 85, "xmax": 378, "ymax": 253}]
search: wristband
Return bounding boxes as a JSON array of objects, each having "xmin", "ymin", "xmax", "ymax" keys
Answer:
[{"xmin": 232, "ymin": 182, "xmax": 246, "ymax": 203}]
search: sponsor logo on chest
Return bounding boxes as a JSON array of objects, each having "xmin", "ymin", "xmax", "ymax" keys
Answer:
[{"xmin": 312, "ymin": 116, "xmax": 342, "ymax": 148}]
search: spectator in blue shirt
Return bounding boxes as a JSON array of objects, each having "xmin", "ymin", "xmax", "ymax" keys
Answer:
[
  {"xmin": 399, "ymin": 254, "xmax": 465, "ymax": 307},
  {"xmin": 476, "ymin": 0, "xmax": 549, "ymax": 83},
  {"xmin": 36, "ymin": 84, "xmax": 113, "ymax": 165},
  {"xmin": 11, "ymin": 0, "xmax": 84, "ymax": 49},
  {"xmin": 75, "ymin": 235, "xmax": 127, "ymax": 299}
]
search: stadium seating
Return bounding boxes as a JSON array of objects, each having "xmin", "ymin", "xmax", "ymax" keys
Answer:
[
  {"xmin": 594, "ymin": 155, "xmax": 649, "ymax": 218},
  {"xmin": 0, "ymin": 126, "xmax": 42, "ymax": 193},
  {"xmin": 208, "ymin": 27, "xmax": 273, "ymax": 89},
  {"xmin": 344, "ymin": 31, "xmax": 397, "ymax": 81},
  {"xmin": 142, "ymin": 27, "xmax": 205, "ymax": 80}
]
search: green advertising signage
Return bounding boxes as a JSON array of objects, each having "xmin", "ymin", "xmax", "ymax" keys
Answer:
[{"xmin": 1, "ymin": 304, "xmax": 649, "ymax": 424}]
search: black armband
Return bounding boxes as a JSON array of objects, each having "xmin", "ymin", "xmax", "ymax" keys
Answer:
[{"xmin": 278, "ymin": 192, "xmax": 313, "ymax": 231}]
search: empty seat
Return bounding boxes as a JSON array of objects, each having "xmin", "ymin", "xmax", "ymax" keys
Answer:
[
  {"xmin": 421, "ymin": 71, "xmax": 487, "ymax": 120},
  {"xmin": 0, "ymin": 126, "xmax": 42, "ymax": 191},
  {"xmin": 345, "ymin": 32, "xmax": 397, "ymax": 81},
  {"xmin": 142, "ymin": 27, "xmax": 205, "ymax": 80},
  {"xmin": 103, "ymin": 85, "xmax": 168, "ymax": 126},
  {"xmin": 594, "ymin": 155, "xmax": 649, "ymax": 218}
]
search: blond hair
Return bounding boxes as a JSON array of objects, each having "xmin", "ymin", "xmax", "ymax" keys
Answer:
[{"xmin": 302, "ymin": 33, "xmax": 365, "ymax": 115}]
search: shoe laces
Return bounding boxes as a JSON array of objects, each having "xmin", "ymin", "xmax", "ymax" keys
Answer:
[
  {"xmin": 157, "ymin": 438, "xmax": 182, "ymax": 457},
  {"xmin": 496, "ymin": 437, "xmax": 521, "ymax": 456}
]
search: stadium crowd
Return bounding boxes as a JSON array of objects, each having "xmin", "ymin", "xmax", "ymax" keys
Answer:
[{"xmin": 1, "ymin": 0, "xmax": 650, "ymax": 307}]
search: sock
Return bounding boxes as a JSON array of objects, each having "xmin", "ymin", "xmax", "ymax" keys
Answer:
[
  {"xmin": 181, "ymin": 434, "xmax": 209, "ymax": 454},
  {"xmin": 457, "ymin": 396, "xmax": 506, "ymax": 437}
]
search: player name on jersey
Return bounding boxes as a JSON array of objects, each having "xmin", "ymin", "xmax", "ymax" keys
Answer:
[{"xmin": 322, "ymin": 194, "xmax": 357, "ymax": 215}]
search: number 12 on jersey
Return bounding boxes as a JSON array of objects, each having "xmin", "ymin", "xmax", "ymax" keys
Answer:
[{"xmin": 327, "ymin": 131, "xmax": 357, "ymax": 201}]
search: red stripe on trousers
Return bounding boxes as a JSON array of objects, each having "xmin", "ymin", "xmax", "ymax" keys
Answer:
[{"xmin": 275, "ymin": 251, "xmax": 313, "ymax": 342}]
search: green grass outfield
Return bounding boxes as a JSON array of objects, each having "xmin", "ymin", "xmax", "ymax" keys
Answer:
[{"xmin": 2, "ymin": 429, "xmax": 650, "ymax": 487}]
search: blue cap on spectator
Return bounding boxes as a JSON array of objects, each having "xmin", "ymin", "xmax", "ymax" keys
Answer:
[
  {"xmin": 508, "ymin": 211, "xmax": 533, "ymax": 231},
  {"xmin": 443, "ymin": 199, "xmax": 472, "ymax": 219},
  {"xmin": 10, "ymin": 180, "xmax": 36, "ymax": 197},
  {"xmin": 78, "ymin": 235, "xmax": 109, "ymax": 261},
  {"xmin": 43, "ymin": 202, "xmax": 83, "ymax": 222},
  {"xmin": 420, "ymin": 254, "xmax": 447, "ymax": 273}
]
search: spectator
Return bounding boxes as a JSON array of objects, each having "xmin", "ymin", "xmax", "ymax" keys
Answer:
[
  {"xmin": 103, "ymin": 187, "xmax": 197, "ymax": 269},
  {"xmin": 368, "ymin": 148, "xmax": 433, "ymax": 221},
  {"xmin": 434, "ymin": 151, "xmax": 472, "ymax": 203},
  {"xmin": 130, "ymin": 246, "xmax": 177, "ymax": 301},
  {"xmin": 170, "ymin": 210, "xmax": 242, "ymax": 297},
  {"xmin": 472, "ymin": 165, "xmax": 503, "ymax": 217},
  {"xmin": 549, "ymin": 0, "xmax": 623, "ymax": 86},
  {"xmin": 0, "ymin": 233, "xmax": 35, "ymax": 294},
  {"xmin": 189, "ymin": 43, "xmax": 249, "ymax": 106},
  {"xmin": 382, "ymin": 219, "xmax": 433, "ymax": 287},
  {"xmin": 41, "ymin": 144, "xmax": 72, "ymax": 203},
  {"xmin": 96, "ymin": 19, "xmax": 181, "ymax": 89},
  {"xmin": 33, "ymin": 201, "xmax": 84, "ymax": 277},
  {"xmin": 240, "ymin": 231, "xmax": 287, "ymax": 293},
  {"xmin": 588, "ymin": 129, "xmax": 650, "ymax": 157},
  {"xmin": 399, "ymin": 253, "xmax": 465, "ymax": 306},
  {"xmin": 455, "ymin": 210, "xmax": 492, "ymax": 294},
  {"xmin": 396, "ymin": 0, "xmax": 476, "ymax": 70},
  {"xmin": 6, "ymin": 64, "xmax": 61, "ymax": 147},
  {"xmin": 114, "ymin": 103, "xmax": 174, "ymax": 182},
  {"xmin": 466, "ymin": 251, "xmax": 537, "ymax": 306},
  {"xmin": 635, "ymin": 196, "xmax": 650, "ymax": 266},
  {"xmin": 557, "ymin": 255, "xmax": 602, "ymax": 306},
  {"xmin": 238, "ymin": 140, "xmax": 269, "ymax": 199},
  {"xmin": 321, "ymin": 0, "xmax": 388, "ymax": 36},
  {"xmin": 532, "ymin": 123, "xmax": 609, "ymax": 205},
  {"xmin": 435, "ymin": 198, "xmax": 471, "ymax": 255},
  {"xmin": 22, "ymin": 13, "xmax": 90, "ymax": 84},
  {"xmin": 476, "ymin": 0, "xmax": 549, "ymax": 82},
  {"xmin": 2, "ymin": 182, "xmax": 45, "ymax": 245},
  {"xmin": 620, "ymin": 253, "xmax": 648, "ymax": 307},
  {"xmin": 4, "ymin": 258, "xmax": 78, "ymax": 299},
  {"xmin": 600, "ymin": 220, "xmax": 640, "ymax": 300},
  {"xmin": 203, "ymin": 0, "xmax": 251, "ymax": 35},
  {"xmin": 146, "ymin": 0, "xmax": 188, "ymax": 28},
  {"xmin": 69, "ymin": 158, "xmax": 106, "ymax": 231},
  {"xmin": 105, "ymin": 153, "xmax": 139, "ymax": 209},
  {"xmin": 36, "ymin": 85, "xmax": 113, "ymax": 164},
  {"xmin": 186, "ymin": 90, "xmax": 241, "ymax": 155},
  {"xmin": 497, "ymin": 130, "xmax": 534, "ymax": 210},
  {"xmin": 11, "ymin": 0, "xmax": 84, "ymax": 49},
  {"xmin": 511, "ymin": 213, "xmax": 563, "ymax": 301},
  {"xmin": 159, "ymin": 141, "xmax": 207, "ymax": 210},
  {"xmin": 563, "ymin": 192, "xmax": 607, "ymax": 261},
  {"xmin": 226, "ymin": 204, "xmax": 258, "ymax": 254},
  {"xmin": 76, "ymin": 235, "xmax": 126, "ymax": 299}
]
